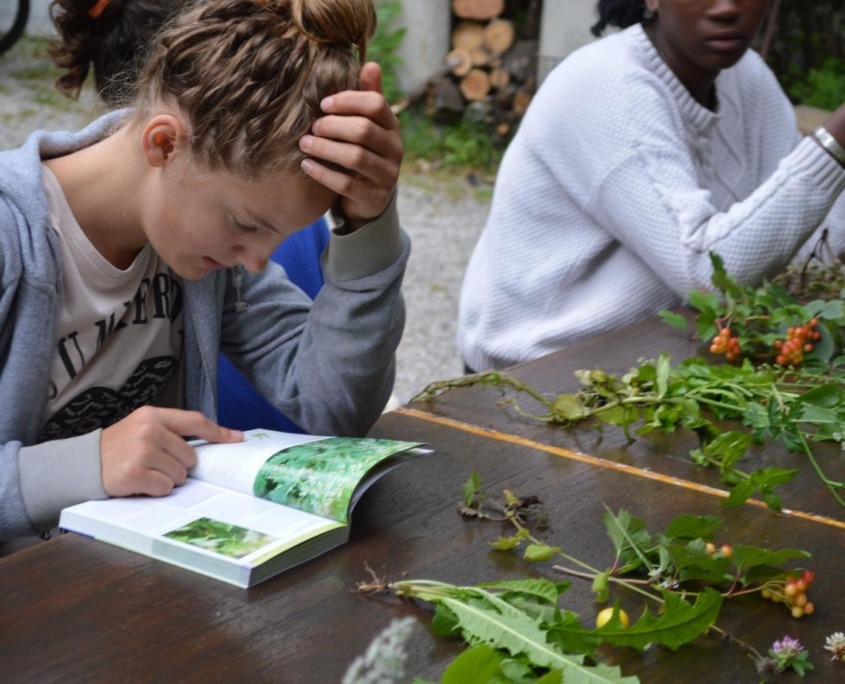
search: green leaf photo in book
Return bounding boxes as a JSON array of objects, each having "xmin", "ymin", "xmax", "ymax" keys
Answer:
[
  {"xmin": 254, "ymin": 437, "xmax": 423, "ymax": 521},
  {"xmin": 164, "ymin": 518, "xmax": 278, "ymax": 559}
]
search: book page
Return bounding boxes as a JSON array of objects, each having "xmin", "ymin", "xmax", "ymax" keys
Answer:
[
  {"xmin": 63, "ymin": 479, "xmax": 341, "ymax": 563},
  {"xmin": 190, "ymin": 429, "xmax": 325, "ymax": 494},
  {"xmin": 190, "ymin": 428, "xmax": 424, "ymax": 523},
  {"xmin": 250, "ymin": 436, "xmax": 423, "ymax": 523}
]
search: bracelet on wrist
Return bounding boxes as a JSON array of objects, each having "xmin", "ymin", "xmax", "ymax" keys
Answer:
[{"xmin": 813, "ymin": 126, "xmax": 845, "ymax": 168}]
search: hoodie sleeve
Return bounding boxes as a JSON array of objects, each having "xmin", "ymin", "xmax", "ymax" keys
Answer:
[{"xmin": 219, "ymin": 191, "xmax": 409, "ymax": 436}]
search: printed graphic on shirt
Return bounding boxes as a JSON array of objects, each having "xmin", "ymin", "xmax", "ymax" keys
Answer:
[
  {"xmin": 41, "ymin": 271, "xmax": 185, "ymax": 441},
  {"xmin": 39, "ymin": 162, "xmax": 185, "ymax": 441},
  {"xmin": 40, "ymin": 356, "xmax": 179, "ymax": 441}
]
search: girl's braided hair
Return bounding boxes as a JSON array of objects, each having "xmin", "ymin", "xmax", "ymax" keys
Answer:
[
  {"xmin": 54, "ymin": 0, "xmax": 377, "ymax": 179},
  {"xmin": 137, "ymin": 0, "xmax": 376, "ymax": 178}
]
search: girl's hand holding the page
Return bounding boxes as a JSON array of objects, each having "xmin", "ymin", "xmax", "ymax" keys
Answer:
[
  {"xmin": 100, "ymin": 407, "xmax": 243, "ymax": 497},
  {"xmin": 299, "ymin": 61, "xmax": 403, "ymax": 232}
]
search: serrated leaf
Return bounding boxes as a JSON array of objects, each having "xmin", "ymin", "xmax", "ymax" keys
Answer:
[
  {"xmin": 550, "ymin": 589, "xmax": 722, "ymax": 654},
  {"xmin": 731, "ymin": 544, "xmax": 810, "ymax": 572},
  {"xmin": 664, "ymin": 514, "xmax": 722, "ymax": 542},
  {"xmin": 658, "ymin": 310, "xmax": 688, "ymax": 330},
  {"xmin": 440, "ymin": 592, "xmax": 639, "ymax": 684},
  {"xmin": 479, "ymin": 578, "xmax": 568, "ymax": 606}
]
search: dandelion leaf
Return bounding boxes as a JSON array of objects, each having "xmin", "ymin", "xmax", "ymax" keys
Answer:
[
  {"xmin": 441, "ymin": 595, "xmax": 638, "ymax": 684},
  {"xmin": 550, "ymin": 589, "xmax": 721, "ymax": 654}
]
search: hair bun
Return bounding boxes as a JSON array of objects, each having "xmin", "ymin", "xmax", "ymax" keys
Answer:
[{"xmin": 291, "ymin": 0, "xmax": 377, "ymax": 58}]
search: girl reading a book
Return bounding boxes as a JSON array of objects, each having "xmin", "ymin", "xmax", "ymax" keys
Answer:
[
  {"xmin": 0, "ymin": 0, "xmax": 407, "ymax": 542},
  {"xmin": 48, "ymin": 0, "xmax": 342, "ymax": 434}
]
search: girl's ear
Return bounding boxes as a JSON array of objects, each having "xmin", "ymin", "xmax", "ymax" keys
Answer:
[
  {"xmin": 645, "ymin": 0, "xmax": 659, "ymax": 14},
  {"xmin": 141, "ymin": 114, "xmax": 186, "ymax": 168}
]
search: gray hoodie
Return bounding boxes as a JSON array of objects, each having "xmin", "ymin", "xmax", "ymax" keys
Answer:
[{"xmin": 0, "ymin": 112, "xmax": 409, "ymax": 537}]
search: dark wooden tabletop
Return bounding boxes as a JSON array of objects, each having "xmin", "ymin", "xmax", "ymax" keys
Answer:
[{"xmin": 2, "ymin": 317, "xmax": 843, "ymax": 683}]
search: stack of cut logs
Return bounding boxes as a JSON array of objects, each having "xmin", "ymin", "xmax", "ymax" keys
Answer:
[{"xmin": 434, "ymin": 0, "xmax": 539, "ymax": 137}]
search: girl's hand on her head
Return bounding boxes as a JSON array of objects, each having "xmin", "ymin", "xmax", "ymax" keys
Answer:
[
  {"xmin": 100, "ymin": 407, "xmax": 243, "ymax": 497},
  {"xmin": 299, "ymin": 62, "xmax": 403, "ymax": 232}
]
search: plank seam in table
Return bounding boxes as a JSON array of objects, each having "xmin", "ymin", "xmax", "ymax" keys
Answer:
[{"xmin": 396, "ymin": 406, "xmax": 845, "ymax": 532}]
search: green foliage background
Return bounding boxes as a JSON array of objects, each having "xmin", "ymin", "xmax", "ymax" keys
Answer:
[{"xmin": 759, "ymin": 1, "xmax": 845, "ymax": 110}]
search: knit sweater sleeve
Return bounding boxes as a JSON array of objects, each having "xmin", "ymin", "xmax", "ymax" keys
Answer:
[
  {"xmin": 587, "ymin": 139, "xmax": 845, "ymax": 297},
  {"xmin": 574, "ymin": 44, "xmax": 845, "ymax": 297}
]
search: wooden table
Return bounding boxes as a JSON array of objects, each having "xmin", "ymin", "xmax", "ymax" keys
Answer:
[{"xmin": 2, "ymin": 317, "xmax": 843, "ymax": 683}]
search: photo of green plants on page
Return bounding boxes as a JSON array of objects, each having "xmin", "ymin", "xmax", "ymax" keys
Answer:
[
  {"xmin": 164, "ymin": 518, "xmax": 278, "ymax": 558},
  {"xmin": 253, "ymin": 437, "xmax": 417, "ymax": 521}
]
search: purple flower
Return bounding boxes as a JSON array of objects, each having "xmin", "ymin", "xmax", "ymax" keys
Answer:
[
  {"xmin": 772, "ymin": 635, "xmax": 804, "ymax": 659},
  {"xmin": 768, "ymin": 635, "xmax": 813, "ymax": 676}
]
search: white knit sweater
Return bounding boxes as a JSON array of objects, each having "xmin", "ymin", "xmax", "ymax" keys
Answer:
[{"xmin": 458, "ymin": 24, "xmax": 845, "ymax": 372}]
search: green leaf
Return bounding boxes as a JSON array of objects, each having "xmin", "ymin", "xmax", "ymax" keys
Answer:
[
  {"xmin": 479, "ymin": 578, "xmax": 568, "ymax": 606},
  {"xmin": 658, "ymin": 310, "xmax": 688, "ymax": 330},
  {"xmin": 552, "ymin": 394, "xmax": 588, "ymax": 422},
  {"xmin": 463, "ymin": 472, "xmax": 484, "ymax": 506},
  {"xmin": 441, "ymin": 644, "xmax": 503, "ymax": 684},
  {"xmin": 550, "ymin": 589, "xmax": 722, "ymax": 654},
  {"xmin": 723, "ymin": 479, "xmax": 757, "ymax": 507},
  {"xmin": 794, "ymin": 383, "xmax": 844, "ymax": 409},
  {"xmin": 491, "ymin": 536, "xmax": 523, "ymax": 551},
  {"xmin": 664, "ymin": 514, "xmax": 722, "ymax": 542},
  {"xmin": 591, "ymin": 571, "xmax": 610, "ymax": 603},
  {"xmin": 431, "ymin": 603, "xmax": 461, "ymax": 636},
  {"xmin": 439, "ymin": 591, "xmax": 639, "ymax": 684},
  {"xmin": 603, "ymin": 509, "xmax": 653, "ymax": 570},
  {"xmin": 524, "ymin": 544, "xmax": 560, "ymax": 563},
  {"xmin": 703, "ymin": 431, "xmax": 754, "ymax": 468},
  {"xmin": 731, "ymin": 544, "xmax": 810, "ymax": 573}
]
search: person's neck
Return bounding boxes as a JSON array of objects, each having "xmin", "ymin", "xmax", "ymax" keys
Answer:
[
  {"xmin": 643, "ymin": 23, "xmax": 719, "ymax": 110},
  {"xmin": 44, "ymin": 124, "xmax": 148, "ymax": 270}
]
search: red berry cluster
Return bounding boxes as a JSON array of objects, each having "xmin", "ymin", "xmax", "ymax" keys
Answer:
[
  {"xmin": 760, "ymin": 569, "xmax": 816, "ymax": 618},
  {"xmin": 773, "ymin": 319, "xmax": 822, "ymax": 366},
  {"xmin": 710, "ymin": 328, "xmax": 742, "ymax": 362}
]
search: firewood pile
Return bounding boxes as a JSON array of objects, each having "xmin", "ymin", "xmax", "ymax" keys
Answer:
[{"xmin": 396, "ymin": 0, "xmax": 542, "ymax": 141}]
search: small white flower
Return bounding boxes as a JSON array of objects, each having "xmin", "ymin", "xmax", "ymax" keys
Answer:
[{"xmin": 824, "ymin": 632, "xmax": 845, "ymax": 662}]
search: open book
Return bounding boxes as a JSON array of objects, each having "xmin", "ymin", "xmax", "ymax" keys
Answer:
[{"xmin": 59, "ymin": 429, "xmax": 429, "ymax": 588}]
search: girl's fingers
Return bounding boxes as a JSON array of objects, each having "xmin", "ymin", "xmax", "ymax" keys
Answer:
[
  {"xmin": 300, "ymin": 132, "xmax": 395, "ymax": 185},
  {"xmin": 318, "ymin": 91, "xmax": 400, "ymax": 135},
  {"xmin": 301, "ymin": 156, "xmax": 392, "ymax": 218}
]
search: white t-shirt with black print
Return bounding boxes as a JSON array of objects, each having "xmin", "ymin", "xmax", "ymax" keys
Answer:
[{"xmin": 39, "ymin": 165, "xmax": 184, "ymax": 441}]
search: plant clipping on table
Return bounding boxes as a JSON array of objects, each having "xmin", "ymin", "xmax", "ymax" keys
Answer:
[
  {"xmin": 355, "ymin": 475, "xmax": 832, "ymax": 683},
  {"xmin": 413, "ymin": 250, "xmax": 845, "ymax": 512}
]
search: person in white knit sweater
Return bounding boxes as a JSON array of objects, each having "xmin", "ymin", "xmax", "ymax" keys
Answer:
[{"xmin": 458, "ymin": 0, "xmax": 845, "ymax": 372}]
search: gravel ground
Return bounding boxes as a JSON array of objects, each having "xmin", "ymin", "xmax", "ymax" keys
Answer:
[{"xmin": 0, "ymin": 37, "xmax": 491, "ymax": 405}]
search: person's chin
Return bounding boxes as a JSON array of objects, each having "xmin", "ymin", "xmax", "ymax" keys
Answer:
[{"xmin": 172, "ymin": 262, "xmax": 216, "ymax": 281}]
